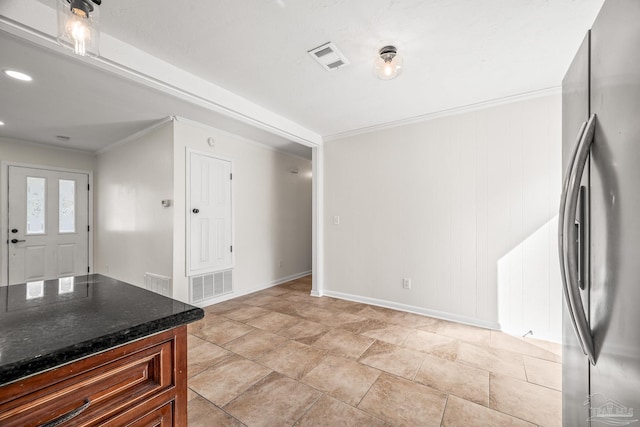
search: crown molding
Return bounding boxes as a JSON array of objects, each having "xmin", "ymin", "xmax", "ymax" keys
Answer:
[
  {"xmin": 0, "ymin": 135, "xmax": 96, "ymax": 155},
  {"xmin": 323, "ymin": 87, "xmax": 561, "ymax": 142},
  {"xmin": 96, "ymin": 117, "xmax": 175, "ymax": 155}
]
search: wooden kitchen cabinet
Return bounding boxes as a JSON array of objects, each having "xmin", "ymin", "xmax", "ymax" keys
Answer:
[{"xmin": 0, "ymin": 326, "xmax": 188, "ymax": 426}]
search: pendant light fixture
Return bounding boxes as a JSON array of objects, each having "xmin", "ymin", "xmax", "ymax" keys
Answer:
[
  {"xmin": 57, "ymin": 0, "xmax": 102, "ymax": 57},
  {"xmin": 374, "ymin": 45, "xmax": 404, "ymax": 80}
]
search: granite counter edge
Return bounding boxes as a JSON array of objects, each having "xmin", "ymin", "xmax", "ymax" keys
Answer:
[{"xmin": 0, "ymin": 307, "xmax": 204, "ymax": 387}]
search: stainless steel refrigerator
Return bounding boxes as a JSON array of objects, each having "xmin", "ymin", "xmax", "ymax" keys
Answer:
[{"xmin": 561, "ymin": 0, "xmax": 640, "ymax": 425}]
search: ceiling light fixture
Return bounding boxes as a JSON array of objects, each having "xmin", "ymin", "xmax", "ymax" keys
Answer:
[
  {"xmin": 3, "ymin": 69, "xmax": 33, "ymax": 82},
  {"xmin": 57, "ymin": 0, "xmax": 102, "ymax": 57},
  {"xmin": 0, "ymin": 121, "xmax": 5, "ymax": 126},
  {"xmin": 374, "ymin": 45, "xmax": 404, "ymax": 80}
]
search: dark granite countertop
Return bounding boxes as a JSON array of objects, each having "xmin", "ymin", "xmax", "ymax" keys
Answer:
[{"xmin": 0, "ymin": 274, "xmax": 203, "ymax": 386}]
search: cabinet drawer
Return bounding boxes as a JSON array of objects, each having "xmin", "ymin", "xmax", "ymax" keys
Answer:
[
  {"xmin": 0, "ymin": 339, "xmax": 174, "ymax": 427},
  {"xmin": 103, "ymin": 402, "xmax": 173, "ymax": 427}
]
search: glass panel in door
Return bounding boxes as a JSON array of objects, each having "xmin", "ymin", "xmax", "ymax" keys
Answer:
[
  {"xmin": 26, "ymin": 177, "xmax": 46, "ymax": 235},
  {"xmin": 59, "ymin": 179, "xmax": 76, "ymax": 233}
]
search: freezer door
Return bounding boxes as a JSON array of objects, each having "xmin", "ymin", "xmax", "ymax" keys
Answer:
[
  {"xmin": 561, "ymin": 31, "xmax": 591, "ymax": 427},
  {"xmin": 589, "ymin": 0, "xmax": 640, "ymax": 422}
]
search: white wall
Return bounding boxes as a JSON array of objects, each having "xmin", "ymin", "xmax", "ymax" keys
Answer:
[
  {"xmin": 172, "ymin": 119, "xmax": 312, "ymax": 303},
  {"xmin": 323, "ymin": 94, "xmax": 562, "ymax": 342},
  {"xmin": 0, "ymin": 137, "xmax": 96, "ymax": 285},
  {"xmin": 0, "ymin": 137, "xmax": 96, "ymax": 171},
  {"xmin": 94, "ymin": 124, "xmax": 174, "ymax": 288}
]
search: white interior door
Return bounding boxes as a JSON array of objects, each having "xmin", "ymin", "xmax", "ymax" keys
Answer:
[
  {"xmin": 8, "ymin": 166, "xmax": 89, "ymax": 285},
  {"xmin": 188, "ymin": 152, "xmax": 232, "ymax": 275}
]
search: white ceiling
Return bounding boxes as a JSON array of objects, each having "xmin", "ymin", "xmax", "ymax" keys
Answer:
[
  {"xmin": 0, "ymin": 33, "xmax": 313, "ymax": 157},
  {"xmin": 0, "ymin": 0, "xmax": 604, "ymax": 155}
]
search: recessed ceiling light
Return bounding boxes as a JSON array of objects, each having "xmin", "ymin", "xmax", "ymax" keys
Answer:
[{"xmin": 3, "ymin": 69, "xmax": 33, "ymax": 82}]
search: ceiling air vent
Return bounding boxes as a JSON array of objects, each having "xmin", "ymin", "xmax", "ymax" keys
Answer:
[{"xmin": 308, "ymin": 42, "xmax": 349, "ymax": 71}]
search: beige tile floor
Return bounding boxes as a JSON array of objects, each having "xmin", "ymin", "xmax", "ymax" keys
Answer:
[{"xmin": 187, "ymin": 276, "xmax": 562, "ymax": 427}]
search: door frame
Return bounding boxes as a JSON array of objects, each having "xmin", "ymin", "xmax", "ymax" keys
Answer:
[
  {"xmin": 311, "ymin": 145, "xmax": 324, "ymax": 297},
  {"xmin": 184, "ymin": 148, "xmax": 234, "ymax": 276},
  {"xmin": 1, "ymin": 161, "xmax": 94, "ymax": 286}
]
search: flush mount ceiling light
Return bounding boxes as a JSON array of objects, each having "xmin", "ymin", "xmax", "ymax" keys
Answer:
[
  {"xmin": 0, "ymin": 121, "xmax": 5, "ymax": 126},
  {"xmin": 374, "ymin": 45, "xmax": 404, "ymax": 80},
  {"xmin": 3, "ymin": 69, "xmax": 33, "ymax": 82},
  {"xmin": 57, "ymin": 0, "xmax": 102, "ymax": 57}
]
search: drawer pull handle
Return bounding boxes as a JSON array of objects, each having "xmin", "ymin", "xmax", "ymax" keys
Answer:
[{"xmin": 38, "ymin": 398, "xmax": 91, "ymax": 427}]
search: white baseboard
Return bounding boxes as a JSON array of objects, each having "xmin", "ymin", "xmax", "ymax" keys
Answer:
[
  {"xmin": 194, "ymin": 275, "xmax": 501, "ymax": 332},
  {"xmin": 322, "ymin": 289, "xmax": 501, "ymax": 331},
  {"xmin": 266, "ymin": 270, "xmax": 312, "ymax": 287},
  {"xmin": 194, "ymin": 270, "xmax": 312, "ymax": 308}
]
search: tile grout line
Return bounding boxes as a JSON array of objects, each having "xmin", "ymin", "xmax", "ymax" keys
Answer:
[
  {"xmin": 218, "ymin": 369, "xmax": 274, "ymax": 411},
  {"xmin": 187, "ymin": 387, "xmax": 248, "ymax": 426},
  {"xmin": 356, "ymin": 337, "xmax": 377, "ymax": 360},
  {"xmin": 411, "ymin": 353, "xmax": 427, "ymax": 382},
  {"xmin": 289, "ymin": 391, "xmax": 326, "ymax": 426},
  {"xmin": 353, "ymin": 368, "xmax": 382, "ymax": 409},
  {"xmin": 490, "ymin": 369, "xmax": 563, "ymax": 393},
  {"xmin": 518, "ymin": 356, "xmax": 527, "ymax": 384},
  {"xmin": 488, "ymin": 373, "xmax": 558, "ymax": 426},
  {"xmin": 439, "ymin": 394, "xmax": 450, "ymax": 427}
]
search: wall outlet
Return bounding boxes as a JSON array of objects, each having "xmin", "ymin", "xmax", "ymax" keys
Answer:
[
  {"xmin": 402, "ymin": 277, "xmax": 411, "ymax": 289},
  {"xmin": 333, "ymin": 215, "xmax": 340, "ymax": 225},
  {"xmin": 279, "ymin": 260, "xmax": 283, "ymax": 268}
]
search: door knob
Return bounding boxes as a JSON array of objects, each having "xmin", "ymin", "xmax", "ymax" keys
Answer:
[
  {"xmin": 192, "ymin": 208, "xmax": 200, "ymax": 214},
  {"xmin": 11, "ymin": 239, "xmax": 25, "ymax": 244}
]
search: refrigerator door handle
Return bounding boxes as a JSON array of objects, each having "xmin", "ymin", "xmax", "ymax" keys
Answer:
[
  {"xmin": 559, "ymin": 119, "xmax": 588, "ymax": 357},
  {"xmin": 559, "ymin": 114, "xmax": 597, "ymax": 365}
]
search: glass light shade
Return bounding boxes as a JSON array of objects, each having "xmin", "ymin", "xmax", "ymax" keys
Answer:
[
  {"xmin": 56, "ymin": 0, "xmax": 100, "ymax": 57},
  {"xmin": 374, "ymin": 53, "xmax": 404, "ymax": 80}
]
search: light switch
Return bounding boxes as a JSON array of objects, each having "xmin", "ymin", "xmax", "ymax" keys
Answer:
[{"xmin": 333, "ymin": 215, "xmax": 340, "ymax": 225}]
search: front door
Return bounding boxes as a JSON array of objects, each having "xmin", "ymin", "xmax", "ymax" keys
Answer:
[{"xmin": 8, "ymin": 166, "xmax": 90, "ymax": 285}]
